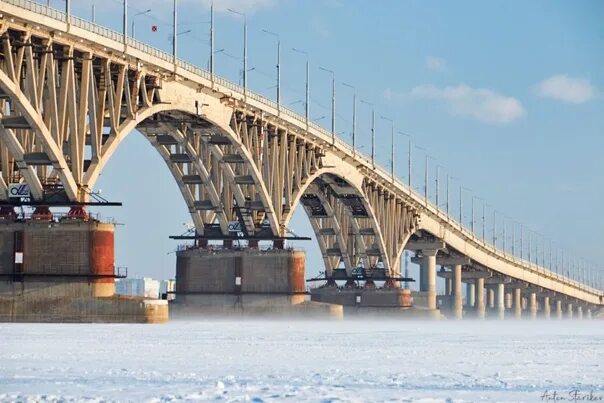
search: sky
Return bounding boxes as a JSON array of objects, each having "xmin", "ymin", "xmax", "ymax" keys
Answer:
[{"xmin": 52, "ymin": 0, "xmax": 604, "ymax": 287}]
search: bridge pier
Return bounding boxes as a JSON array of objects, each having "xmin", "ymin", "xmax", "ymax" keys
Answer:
[
  {"xmin": 577, "ymin": 305, "xmax": 583, "ymax": 320},
  {"xmin": 466, "ymin": 283, "xmax": 475, "ymax": 309},
  {"xmin": 555, "ymin": 300, "xmax": 563, "ymax": 319},
  {"xmin": 487, "ymin": 287, "xmax": 495, "ymax": 311},
  {"xmin": 587, "ymin": 308, "xmax": 592, "ymax": 320},
  {"xmin": 420, "ymin": 251, "xmax": 438, "ymax": 310},
  {"xmin": 0, "ymin": 216, "xmax": 166, "ymax": 323},
  {"xmin": 452, "ymin": 264, "xmax": 463, "ymax": 319},
  {"xmin": 513, "ymin": 288, "xmax": 523, "ymax": 319},
  {"xmin": 529, "ymin": 292, "xmax": 538, "ymax": 319},
  {"xmin": 173, "ymin": 247, "xmax": 340, "ymax": 318},
  {"xmin": 475, "ymin": 278, "xmax": 486, "ymax": 319},
  {"xmin": 495, "ymin": 283, "xmax": 505, "ymax": 319},
  {"xmin": 566, "ymin": 303, "xmax": 574, "ymax": 319},
  {"xmin": 505, "ymin": 291, "xmax": 513, "ymax": 309},
  {"xmin": 543, "ymin": 296, "xmax": 551, "ymax": 319}
]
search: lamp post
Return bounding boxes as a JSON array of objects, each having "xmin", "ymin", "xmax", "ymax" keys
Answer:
[
  {"xmin": 227, "ymin": 8, "xmax": 247, "ymax": 93},
  {"xmin": 292, "ymin": 48, "xmax": 309, "ymax": 127},
  {"xmin": 398, "ymin": 132, "xmax": 412, "ymax": 189},
  {"xmin": 319, "ymin": 67, "xmax": 336, "ymax": 144},
  {"xmin": 132, "ymin": 9, "xmax": 151, "ymax": 39},
  {"xmin": 262, "ymin": 29, "xmax": 280, "ymax": 108},
  {"xmin": 342, "ymin": 83, "xmax": 356, "ymax": 154},
  {"xmin": 380, "ymin": 116, "xmax": 394, "ymax": 182},
  {"xmin": 360, "ymin": 100, "xmax": 375, "ymax": 168}
]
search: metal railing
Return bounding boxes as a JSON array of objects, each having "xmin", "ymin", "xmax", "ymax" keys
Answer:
[{"xmin": 3, "ymin": 0, "xmax": 602, "ymax": 296}]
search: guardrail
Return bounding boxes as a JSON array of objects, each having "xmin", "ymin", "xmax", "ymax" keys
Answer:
[{"xmin": 3, "ymin": 0, "xmax": 601, "ymax": 296}]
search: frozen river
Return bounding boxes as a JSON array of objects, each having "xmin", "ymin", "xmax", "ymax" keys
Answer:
[{"xmin": 0, "ymin": 319, "xmax": 602, "ymax": 402}]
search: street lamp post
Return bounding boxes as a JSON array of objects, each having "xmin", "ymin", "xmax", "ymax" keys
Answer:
[
  {"xmin": 228, "ymin": 9, "xmax": 247, "ymax": 93},
  {"xmin": 132, "ymin": 9, "xmax": 151, "ymax": 39},
  {"xmin": 292, "ymin": 48, "xmax": 309, "ymax": 127},
  {"xmin": 398, "ymin": 132, "xmax": 412, "ymax": 189},
  {"xmin": 380, "ymin": 116, "xmax": 394, "ymax": 182},
  {"xmin": 262, "ymin": 30, "xmax": 280, "ymax": 109},
  {"xmin": 172, "ymin": 0, "xmax": 177, "ymax": 63},
  {"xmin": 342, "ymin": 83, "xmax": 356, "ymax": 154},
  {"xmin": 360, "ymin": 100, "xmax": 375, "ymax": 167},
  {"xmin": 319, "ymin": 67, "xmax": 336, "ymax": 144}
]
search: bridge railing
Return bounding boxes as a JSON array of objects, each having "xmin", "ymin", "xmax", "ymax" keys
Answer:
[{"xmin": 5, "ymin": 0, "xmax": 602, "ymax": 295}]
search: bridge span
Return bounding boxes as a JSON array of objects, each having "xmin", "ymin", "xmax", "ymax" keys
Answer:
[{"xmin": 0, "ymin": 0, "xmax": 601, "ymax": 320}]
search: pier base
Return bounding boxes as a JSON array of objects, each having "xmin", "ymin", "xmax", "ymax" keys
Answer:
[{"xmin": 172, "ymin": 247, "xmax": 342, "ymax": 319}]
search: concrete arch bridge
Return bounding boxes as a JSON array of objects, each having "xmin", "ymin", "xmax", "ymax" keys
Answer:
[{"xmin": 0, "ymin": 1, "xmax": 601, "ymax": 319}]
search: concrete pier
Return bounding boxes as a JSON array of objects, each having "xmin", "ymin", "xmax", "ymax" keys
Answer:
[
  {"xmin": 587, "ymin": 308, "xmax": 592, "ymax": 320},
  {"xmin": 487, "ymin": 287, "xmax": 495, "ymax": 310},
  {"xmin": 543, "ymin": 296, "xmax": 551, "ymax": 319},
  {"xmin": 495, "ymin": 283, "xmax": 505, "ymax": 319},
  {"xmin": 452, "ymin": 264, "xmax": 463, "ymax": 319},
  {"xmin": 577, "ymin": 305, "xmax": 583, "ymax": 320},
  {"xmin": 513, "ymin": 288, "xmax": 522, "ymax": 319},
  {"xmin": 0, "ymin": 218, "xmax": 167, "ymax": 323},
  {"xmin": 466, "ymin": 283, "xmax": 475, "ymax": 308},
  {"xmin": 475, "ymin": 278, "xmax": 485, "ymax": 319},
  {"xmin": 567, "ymin": 303, "xmax": 574, "ymax": 319},
  {"xmin": 174, "ymin": 247, "xmax": 341, "ymax": 318},
  {"xmin": 555, "ymin": 300, "xmax": 563, "ymax": 319},
  {"xmin": 529, "ymin": 292, "xmax": 538, "ymax": 319},
  {"xmin": 421, "ymin": 252, "xmax": 437, "ymax": 310}
]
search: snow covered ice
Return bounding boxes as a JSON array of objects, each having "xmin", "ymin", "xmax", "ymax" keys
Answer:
[{"xmin": 0, "ymin": 319, "xmax": 602, "ymax": 402}]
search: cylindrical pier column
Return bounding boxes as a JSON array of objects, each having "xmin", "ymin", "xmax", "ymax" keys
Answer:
[
  {"xmin": 513, "ymin": 288, "xmax": 522, "ymax": 319},
  {"xmin": 475, "ymin": 278, "xmax": 485, "ymax": 319},
  {"xmin": 587, "ymin": 308, "xmax": 592, "ymax": 320},
  {"xmin": 452, "ymin": 264, "xmax": 463, "ymax": 319},
  {"xmin": 577, "ymin": 306, "xmax": 583, "ymax": 320},
  {"xmin": 466, "ymin": 283, "xmax": 475, "ymax": 308},
  {"xmin": 555, "ymin": 300, "xmax": 563, "ymax": 319},
  {"xmin": 505, "ymin": 291, "xmax": 512, "ymax": 309},
  {"xmin": 496, "ymin": 283, "xmax": 505, "ymax": 319},
  {"xmin": 421, "ymin": 252, "xmax": 437, "ymax": 310},
  {"xmin": 445, "ymin": 277, "xmax": 452, "ymax": 296},
  {"xmin": 543, "ymin": 296, "xmax": 551, "ymax": 319},
  {"xmin": 529, "ymin": 292, "xmax": 537, "ymax": 319},
  {"xmin": 567, "ymin": 303, "xmax": 573, "ymax": 319},
  {"xmin": 488, "ymin": 287, "xmax": 495, "ymax": 309}
]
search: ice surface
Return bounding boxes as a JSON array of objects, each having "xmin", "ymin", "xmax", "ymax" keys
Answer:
[{"xmin": 0, "ymin": 319, "xmax": 602, "ymax": 402}]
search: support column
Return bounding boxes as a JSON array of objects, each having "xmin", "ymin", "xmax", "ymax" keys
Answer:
[
  {"xmin": 486, "ymin": 287, "xmax": 494, "ymax": 310},
  {"xmin": 466, "ymin": 283, "xmax": 475, "ymax": 308},
  {"xmin": 566, "ymin": 303, "xmax": 573, "ymax": 319},
  {"xmin": 577, "ymin": 306, "xmax": 583, "ymax": 320},
  {"xmin": 587, "ymin": 308, "xmax": 592, "ymax": 320},
  {"xmin": 496, "ymin": 283, "xmax": 505, "ymax": 319},
  {"xmin": 420, "ymin": 258, "xmax": 428, "ymax": 292},
  {"xmin": 445, "ymin": 277, "xmax": 452, "ymax": 297},
  {"xmin": 543, "ymin": 296, "xmax": 551, "ymax": 319},
  {"xmin": 529, "ymin": 292, "xmax": 537, "ymax": 319},
  {"xmin": 505, "ymin": 291, "xmax": 512, "ymax": 309},
  {"xmin": 452, "ymin": 264, "xmax": 463, "ymax": 319},
  {"xmin": 513, "ymin": 288, "xmax": 522, "ymax": 319},
  {"xmin": 421, "ymin": 251, "xmax": 437, "ymax": 310},
  {"xmin": 475, "ymin": 278, "xmax": 485, "ymax": 319},
  {"xmin": 555, "ymin": 300, "xmax": 563, "ymax": 319}
]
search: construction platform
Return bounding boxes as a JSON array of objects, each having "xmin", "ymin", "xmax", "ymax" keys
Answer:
[{"xmin": 0, "ymin": 215, "xmax": 167, "ymax": 323}]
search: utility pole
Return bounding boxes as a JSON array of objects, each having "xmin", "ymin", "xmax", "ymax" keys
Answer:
[{"xmin": 123, "ymin": 0, "xmax": 128, "ymax": 45}]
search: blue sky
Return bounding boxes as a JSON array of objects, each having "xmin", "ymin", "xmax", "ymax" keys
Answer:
[{"xmin": 59, "ymin": 0, "xmax": 604, "ymax": 286}]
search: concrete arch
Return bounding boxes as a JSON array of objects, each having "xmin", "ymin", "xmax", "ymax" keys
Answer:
[
  {"xmin": 0, "ymin": 69, "xmax": 78, "ymax": 200},
  {"xmin": 82, "ymin": 85, "xmax": 280, "ymax": 236},
  {"xmin": 282, "ymin": 162, "xmax": 392, "ymax": 275}
]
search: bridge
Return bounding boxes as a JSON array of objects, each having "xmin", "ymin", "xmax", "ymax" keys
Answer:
[{"xmin": 0, "ymin": 0, "xmax": 602, "ymax": 320}]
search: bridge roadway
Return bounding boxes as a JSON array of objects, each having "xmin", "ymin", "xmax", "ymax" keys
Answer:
[{"xmin": 0, "ymin": 1, "xmax": 601, "ymax": 318}]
